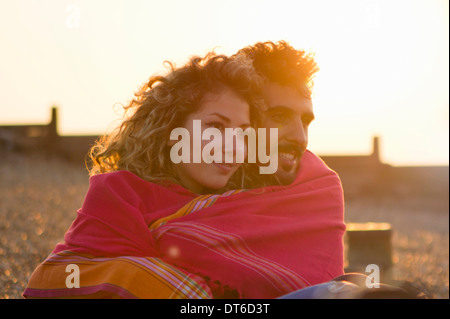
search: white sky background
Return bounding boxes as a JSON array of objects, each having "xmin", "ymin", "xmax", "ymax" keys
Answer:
[{"xmin": 0, "ymin": 0, "xmax": 448, "ymax": 166}]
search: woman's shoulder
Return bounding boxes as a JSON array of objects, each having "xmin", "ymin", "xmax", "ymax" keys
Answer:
[
  {"xmin": 88, "ymin": 170, "xmax": 196, "ymax": 198},
  {"xmin": 85, "ymin": 171, "xmax": 159, "ymax": 203},
  {"xmin": 89, "ymin": 170, "xmax": 143, "ymax": 184},
  {"xmin": 89, "ymin": 170, "xmax": 159, "ymax": 191}
]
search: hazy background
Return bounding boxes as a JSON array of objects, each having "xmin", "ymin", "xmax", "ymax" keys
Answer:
[
  {"xmin": 0, "ymin": 0, "xmax": 448, "ymax": 299},
  {"xmin": 0, "ymin": 0, "xmax": 448, "ymax": 166}
]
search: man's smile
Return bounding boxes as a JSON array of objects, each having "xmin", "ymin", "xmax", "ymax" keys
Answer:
[{"xmin": 278, "ymin": 144, "xmax": 304, "ymax": 172}]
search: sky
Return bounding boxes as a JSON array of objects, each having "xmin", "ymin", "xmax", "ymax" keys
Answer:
[{"xmin": 0, "ymin": 0, "xmax": 448, "ymax": 166}]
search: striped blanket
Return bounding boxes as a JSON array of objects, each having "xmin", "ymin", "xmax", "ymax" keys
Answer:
[
  {"xmin": 23, "ymin": 150, "xmax": 345, "ymax": 299},
  {"xmin": 24, "ymin": 252, "xmax": 212, "ymax": 298}
]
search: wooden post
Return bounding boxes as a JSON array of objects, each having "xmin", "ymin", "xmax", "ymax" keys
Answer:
[
  {"xmin": 345, "ymin": 222, "xmax": 393, "ymax": 282},
  {"xmin": 46, "ymin": 106, "xmax": 59, "ymax": 155}
]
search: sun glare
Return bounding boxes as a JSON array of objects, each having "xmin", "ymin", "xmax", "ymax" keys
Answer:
[{"xmin": 0, "ymin": 0, "xmax": 447, "ymax": 166}]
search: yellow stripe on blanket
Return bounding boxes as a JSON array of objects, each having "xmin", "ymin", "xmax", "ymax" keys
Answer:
[{"xmin": 149, "ymin": 190, "xmax": 244, "ymax": 231}]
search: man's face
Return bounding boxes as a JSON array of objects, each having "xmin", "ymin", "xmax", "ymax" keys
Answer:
[{"xmin": 261, "ymin": 82, "xmax": 314, "ymax": 185}]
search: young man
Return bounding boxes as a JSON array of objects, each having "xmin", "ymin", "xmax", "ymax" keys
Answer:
[
  {"xmin": 229, "ymin": 41, "xmax": 347, "ymax": 298},
  {"xmin": 236, "ymin": 41, "xmax": 319, "ymax": 185}
]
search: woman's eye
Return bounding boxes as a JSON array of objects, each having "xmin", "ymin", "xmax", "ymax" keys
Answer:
[{"xmin": 206, "ymin": 122, "xmax": 224, "ymax": 130}]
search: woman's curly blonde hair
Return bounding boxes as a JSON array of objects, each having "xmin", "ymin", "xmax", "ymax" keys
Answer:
[{"xmin": 88, "ymin": 52, "xmax": 268, "ymax": 192}]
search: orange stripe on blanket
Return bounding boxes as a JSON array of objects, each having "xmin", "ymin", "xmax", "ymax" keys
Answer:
[{"xmin": 24, "ymin": 252, "xmax": 212, "ymax": 299}]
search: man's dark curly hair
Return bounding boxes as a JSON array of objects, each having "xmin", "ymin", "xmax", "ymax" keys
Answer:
[{"xmin": 235, "ymin": 40, "xmax": 319, "ymax": 98}]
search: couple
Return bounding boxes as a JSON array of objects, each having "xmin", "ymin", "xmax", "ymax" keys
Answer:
[{"xmin": 24, "ymin": 41, "xmax": 348, "ymax": 299}]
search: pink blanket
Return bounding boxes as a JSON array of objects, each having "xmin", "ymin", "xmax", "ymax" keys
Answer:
[{"xmin": 31, "ymin": 150, "xmax": 345, "ymax": 298}]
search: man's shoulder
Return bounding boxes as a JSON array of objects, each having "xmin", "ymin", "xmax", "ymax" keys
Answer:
[
  {"xmin": 291, "ymin": 150, "xmax": 342, "ymax": 190},
  {"xmin": 298, "ymin": 150, "xmax": 338, "ymax": 177}
]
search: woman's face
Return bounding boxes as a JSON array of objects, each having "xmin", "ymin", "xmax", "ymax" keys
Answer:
[{"xmin": 170, "ymin": 88, "xmax": 251, "ymax": 193}]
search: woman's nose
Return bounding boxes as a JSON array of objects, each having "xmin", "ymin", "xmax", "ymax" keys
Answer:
[{"xmin": 223, "ymin": 133, "xmax": 247, "ymax": 163}]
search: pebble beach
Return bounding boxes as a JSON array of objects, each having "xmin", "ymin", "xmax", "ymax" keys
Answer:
[{"xmin": 1, "ymin": 154, "xmax": 448, "ymax": 299}]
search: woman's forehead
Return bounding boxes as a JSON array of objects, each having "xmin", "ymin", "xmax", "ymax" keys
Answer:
[{"xmin": 193, "ymin": 90, "xmax": 250, "ymax": 121}]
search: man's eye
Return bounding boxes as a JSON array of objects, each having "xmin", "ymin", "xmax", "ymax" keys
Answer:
[{"xmin": 271, "ymin": 113, "xmax": 287, "ymax": 122}]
